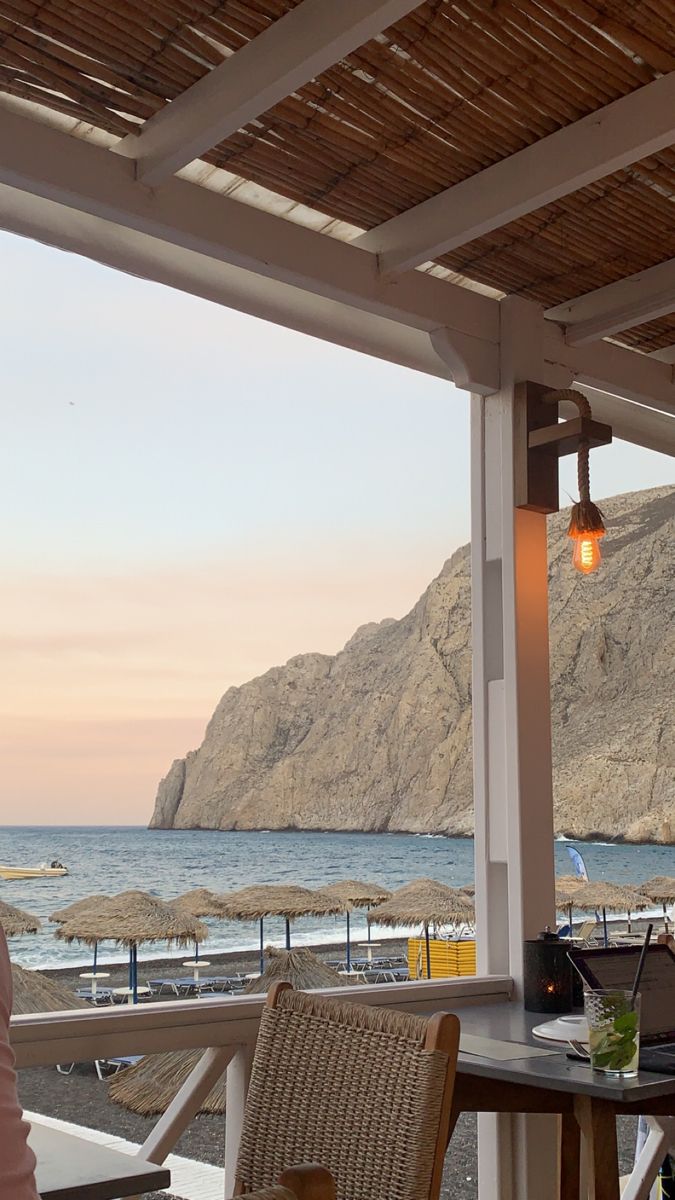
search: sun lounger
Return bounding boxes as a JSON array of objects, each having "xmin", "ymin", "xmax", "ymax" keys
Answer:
[
  {"xmin": 95, "ymin": 1054, "xmax": 143, "ymax": 1080},
  {"xmin": 74, "ymin": 986, "xmax": 115, "ymax": 1005}
]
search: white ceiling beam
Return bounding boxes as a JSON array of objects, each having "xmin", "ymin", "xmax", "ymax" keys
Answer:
[
  {"xmin": 356, "ymin": 72, "xmax": 675, "ymax": 275},
  {"xmin": 545, "ymin": 323, "xmax": 675, "ymax": 417},
  {"xmin": 0, "ymin": 183, "xmax": 458, "ymax": 385},
  {"xmin": 116, "ymin": 0, "xmax": 424, "ymax": 186},
  {"xmin": 573, "ymin": 388, "xmax": 675, "ymax": 457},
  {"xmin": 0, "ymin": 105, "xmax": 498, "ymax": 348},
  {"xmin": 546, "ymin": 257, "xmax": 675, "ymax": 345}
]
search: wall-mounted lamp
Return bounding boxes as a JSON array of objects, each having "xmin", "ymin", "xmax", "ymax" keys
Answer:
[{"xmin": 515, "ymin": 382, "xmax": 612, "ymax": 574}]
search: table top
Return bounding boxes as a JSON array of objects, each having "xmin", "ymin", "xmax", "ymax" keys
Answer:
[
  {"xmin": 356, "ymin": 942, "xmax": 380, "ymax": 948},
  {"xmin": 29, "ymin": 1122, "xmax": 170, "ymax": 1199},
  {"xmin": 112, "ymin": 986, "xmax": 151, "ymax": 996},
  {"xmin": 79, "ymin": 972, "xmax": 110, "ymax": 980},
  {"xmin": 455, "ymin": 1002, "xmax": 675, "ymax": 1103},
  {"xmin": 183, "ymin": 959, "xmax": 211, "ymax": 966}
]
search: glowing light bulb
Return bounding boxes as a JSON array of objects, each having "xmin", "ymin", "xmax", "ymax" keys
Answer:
[{"xmin": 572, "ymin": 535, "xmax": 602, "ymax": 575}]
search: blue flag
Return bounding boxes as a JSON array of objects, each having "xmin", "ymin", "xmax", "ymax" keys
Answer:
[{"xmin": 566, "ymin": 845, "xmax": 589, "ymax": 881}]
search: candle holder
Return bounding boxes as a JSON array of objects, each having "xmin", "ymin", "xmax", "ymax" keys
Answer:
[{"xmin": 524, "ymin": 928, "xmax": 574, "ymax": 1013}]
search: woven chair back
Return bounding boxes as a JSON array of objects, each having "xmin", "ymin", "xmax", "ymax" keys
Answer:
[{"xmin": 235, "ymin": 985, "xmax": 459, "ymax": 1200}]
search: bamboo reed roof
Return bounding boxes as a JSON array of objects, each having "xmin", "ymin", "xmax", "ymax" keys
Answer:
[
  {"xmin": 0, "ymin": 900, "xmax": 40, "ymax": 937},
  {"xmin": 1, "ymin": 1, "xmax": 675, "ymax": 351},
  {"xmin": 54, "ymin": 889, "xmax": 208, "ymax": 947}
]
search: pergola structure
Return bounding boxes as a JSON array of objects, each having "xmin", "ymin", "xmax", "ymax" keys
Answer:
[{"xmin": 2, "ymin": 3, "xmax": 674, "ymax": 1198}]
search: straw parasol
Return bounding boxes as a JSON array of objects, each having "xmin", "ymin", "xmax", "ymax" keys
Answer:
[
  {"xmin": 50, "ymin": 894, "xmax": 111, "ymax": 974},
  {"xmin": 638, "ymin": 877, "xmax": 675, "ymax": 931},
  {"xmin": 555, "ymin": 877, "xmax": 588, "ymax": 931},
  {"xmin": 108, "ymin": 947, "xmax": 345, "ymax": 1116},
  {"xmin": 50, "ymin": 895, "xmax": 109, "ymax": 923},
  {"xmin": 219, "ymin": 885, "xmax": 344, "ymax": 974},
  {"xmin": 318, "ymin": 880, "xmax": 391, "ymax": 970},
  {"xmin": 169, "ymin": 888, "xmax": 232, "ymax": 961},
  {"xmin": 368, "ymin": 880, "xmax": 475, "ymax": 980},
  {"xmin": 10, "ymin": 963, "xmax": 83, "ymax": 1015},
  {"xmin": 0, "ymin": 900, "xmax": 41, "ymax": 938},
  {"xmin": 568, "ymin": 881, "xmax": 649, "ymax": 946},
  {"xmin": 56, "ymin": 891, "xmax": 207, "ymax": 1002}
]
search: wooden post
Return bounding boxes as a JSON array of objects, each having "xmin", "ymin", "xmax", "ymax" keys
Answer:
[{"xmin": 471, "ymin": 296, "xmax": 560, "ymax": 1200}]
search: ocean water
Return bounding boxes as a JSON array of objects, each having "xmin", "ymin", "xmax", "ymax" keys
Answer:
[{"xmin": 1, "ymin": 825, "xmax": 672, "ymax": 970}]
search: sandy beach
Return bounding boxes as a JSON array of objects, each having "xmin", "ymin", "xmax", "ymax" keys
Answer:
[{"xmin": 16, "ymin": 935, "xmax": 642, "ymax": 1200}]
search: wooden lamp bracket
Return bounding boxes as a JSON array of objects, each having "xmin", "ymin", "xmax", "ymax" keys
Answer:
[{"xmin": 514, "ymin": 381, "xmax": 612, "ymax": 514}]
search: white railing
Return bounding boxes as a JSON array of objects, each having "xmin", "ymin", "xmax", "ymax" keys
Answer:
[{"xmin": 12, "ymin": 974, "xmax": 513, "ymax": 1194}]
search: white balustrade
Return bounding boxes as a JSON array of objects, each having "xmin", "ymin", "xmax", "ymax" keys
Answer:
[{"xmin": 12, "ymin": 974, "xmax": 512, "ymax": 1186}]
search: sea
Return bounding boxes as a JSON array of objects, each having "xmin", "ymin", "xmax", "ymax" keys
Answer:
[{"xmin": 1, "ymin": 825, "xmax": 673, "ymax": 971}]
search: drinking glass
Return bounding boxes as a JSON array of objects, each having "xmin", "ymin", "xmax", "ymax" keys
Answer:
[{"xmin": 584, "ymin": 989, "xmax": 641, "ymax": 1077}]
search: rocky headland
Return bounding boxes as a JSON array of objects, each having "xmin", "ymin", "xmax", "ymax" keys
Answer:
[{"xmin": 150, "ymin": 487, "xmax": 674, "ymax": 842}]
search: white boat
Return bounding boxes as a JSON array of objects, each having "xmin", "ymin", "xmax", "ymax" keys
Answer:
[{"xmin": 0, "ymin": 863, "xmax": 68, "ymax": 880}]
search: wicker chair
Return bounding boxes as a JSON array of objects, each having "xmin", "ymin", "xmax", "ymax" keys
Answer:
[{"xmin": 232, "ymin": 981, "xmax": 460, "ymax": 1200}]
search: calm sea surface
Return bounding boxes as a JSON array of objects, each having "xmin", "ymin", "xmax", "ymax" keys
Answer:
[{"xmin": 1, "ymin": 826, "xmax": 673, "ymax": 970}]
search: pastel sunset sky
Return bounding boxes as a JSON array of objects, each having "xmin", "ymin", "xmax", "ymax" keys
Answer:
[{"xmin": 2, "ymin": 232, "xmax": 673, "ymax": 825}]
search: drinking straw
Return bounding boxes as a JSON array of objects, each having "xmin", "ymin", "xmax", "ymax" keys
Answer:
[{"xmin": 631, "ymin": 923, "xmax": 653, "ymax": 1006}]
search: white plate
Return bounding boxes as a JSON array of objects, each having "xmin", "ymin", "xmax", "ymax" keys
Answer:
[{"xmin": 532, "ymin": 1014, "xmax": 589, "ymax": 1044}]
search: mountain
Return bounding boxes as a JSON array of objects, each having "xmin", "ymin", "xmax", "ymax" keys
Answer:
[{"xmin": 150, "ymin": 487, "xmax": 674, "ymax": 842}]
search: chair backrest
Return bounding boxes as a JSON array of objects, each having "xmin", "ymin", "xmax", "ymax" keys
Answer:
[
  {"xmin": 235, "ymin": 983, "xmax": 460, "ymax": 1200},
  {"xmin": 578, "ymin": 920, "xmax": 597, "ymax": 942}
]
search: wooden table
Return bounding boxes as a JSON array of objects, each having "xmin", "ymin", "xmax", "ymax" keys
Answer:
[
  {"xmin": 451, "ymin": 1003, "xmax": 675, "ymax": 1200},
  {"xmin": 29, "ymin": 1122, "xmax": 170, "ymax": 1199}
]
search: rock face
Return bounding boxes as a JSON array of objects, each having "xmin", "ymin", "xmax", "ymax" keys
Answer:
[{"xmin": 150, "ymin": 487, "xmax": 674, "ymax": 842}]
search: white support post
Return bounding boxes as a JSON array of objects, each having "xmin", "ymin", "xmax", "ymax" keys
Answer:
[
  {"xmin": 137, "ymin": 1045, "xmax": 235, "ymax": 1165},
  {"xmin": 471, "ymin": 296, "xmax": 558, "ymax": 1200},
  {"xmin": 224, "ymin": 1042, "xmax": 254, "ymax": 1197}
]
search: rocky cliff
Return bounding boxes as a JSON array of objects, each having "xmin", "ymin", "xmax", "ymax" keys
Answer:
[{"xmin": 150, "ymin": 487, "xmax": 674, "ymax": 841}]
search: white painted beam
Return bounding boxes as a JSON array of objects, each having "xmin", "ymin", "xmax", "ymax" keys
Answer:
[
  {"xmin": 0, "ymin": 184, "xmax": 461, "ymax": 386},
  {"xmin": 0, "ymin": 106, "xmax": 498, "ymax": 355},
  {"xmin": 356, "ymin": 72, "xmax": 675, "ymax": 274},
  {"xmin": 117, "ymin": 0, "xmax": 424, "ymax": 185},
  {"xmin": 547, "ymin": 257, "xmax": 675, "ymax": 345},
  {"xmin": 545, "ymin": 323, "xmax": 675, "ymax": 417},
  {"xmin": 573, "ymin": 388, "xmax": 675, "ymax": 457}
]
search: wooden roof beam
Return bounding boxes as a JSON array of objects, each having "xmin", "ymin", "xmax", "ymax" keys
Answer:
[
  {"xmin": 356, "ymin": 72, "xmax": 675, "ymax": 275},
  {"xmin": 573, "ymin": 388, "xmax": 675, "ymax": 458},
  {"xmin": 116, "ymin": 0, "xmax": 425, "ymax": 187},
  {"xmin": 547, "ymin": 258, "xmax": 675, "ymax": 345}
]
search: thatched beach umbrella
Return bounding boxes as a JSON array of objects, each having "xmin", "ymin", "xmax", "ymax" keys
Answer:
[
  {"xmin": 108, "ymin": 947, "xmax": 345, "ymax": 1116},
  {"xmin": 318, "ymin": 880, "xmax": 391, "ymax": 970},
  {"xmin": 0, "ymin": 900, "xmax": 41, "ymax": 938},
  {"xmin": 50, "ymin": 894, "xmax": 110, "ymax": 974},
  {"xmin": 219, "ymin": 885, "xmax": 344, "ymax": 974},
  {"xmin": 10, "ymin": 963, "xmax": 82, "ymax": 1015},
  {"xmin": 368, "ymin": 879, "xmax": 475, "ymax": 980},
  {"xmin": 170, "ymin": 888, "xmax": 231, "ymax": 962},
  {"xmin": 638, "ymin": 877, "xmax": 675, "ymax": 932},
  {"xmin": 569, "ymin": 881, "xmax": 649, "ymax": 946},
  {"xmin": 56, "ymin": 891, "xmax": 207, "ymax": 1002}
]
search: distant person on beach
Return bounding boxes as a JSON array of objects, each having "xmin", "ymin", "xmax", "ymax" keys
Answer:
[{"xmin": 0, "ymin": 928, "xmax": 39, "ymax": 1199}]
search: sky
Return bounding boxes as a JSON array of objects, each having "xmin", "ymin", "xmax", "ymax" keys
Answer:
[{"xmin": 2, "ymin": 231, "xmax": 673, "ymax": 826}]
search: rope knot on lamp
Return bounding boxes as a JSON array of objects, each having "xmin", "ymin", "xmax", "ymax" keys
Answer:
[{"xmin": 544, "ymin": 388, "xmax": 606, "ymax": 575}]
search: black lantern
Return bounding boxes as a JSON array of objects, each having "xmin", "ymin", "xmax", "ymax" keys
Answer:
[{"xmin": 523, "ymin": 928, "xmax": 574, "ymax": 1013}]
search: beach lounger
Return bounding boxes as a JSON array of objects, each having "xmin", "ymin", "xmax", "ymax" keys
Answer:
[
  {"xmin": 95, "ymin": 1055, "xmax": 143, "ymax": 1080},
  {"xmin": 75, "ymin": 986, "xmax": 114, "ymax": 1005}
]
